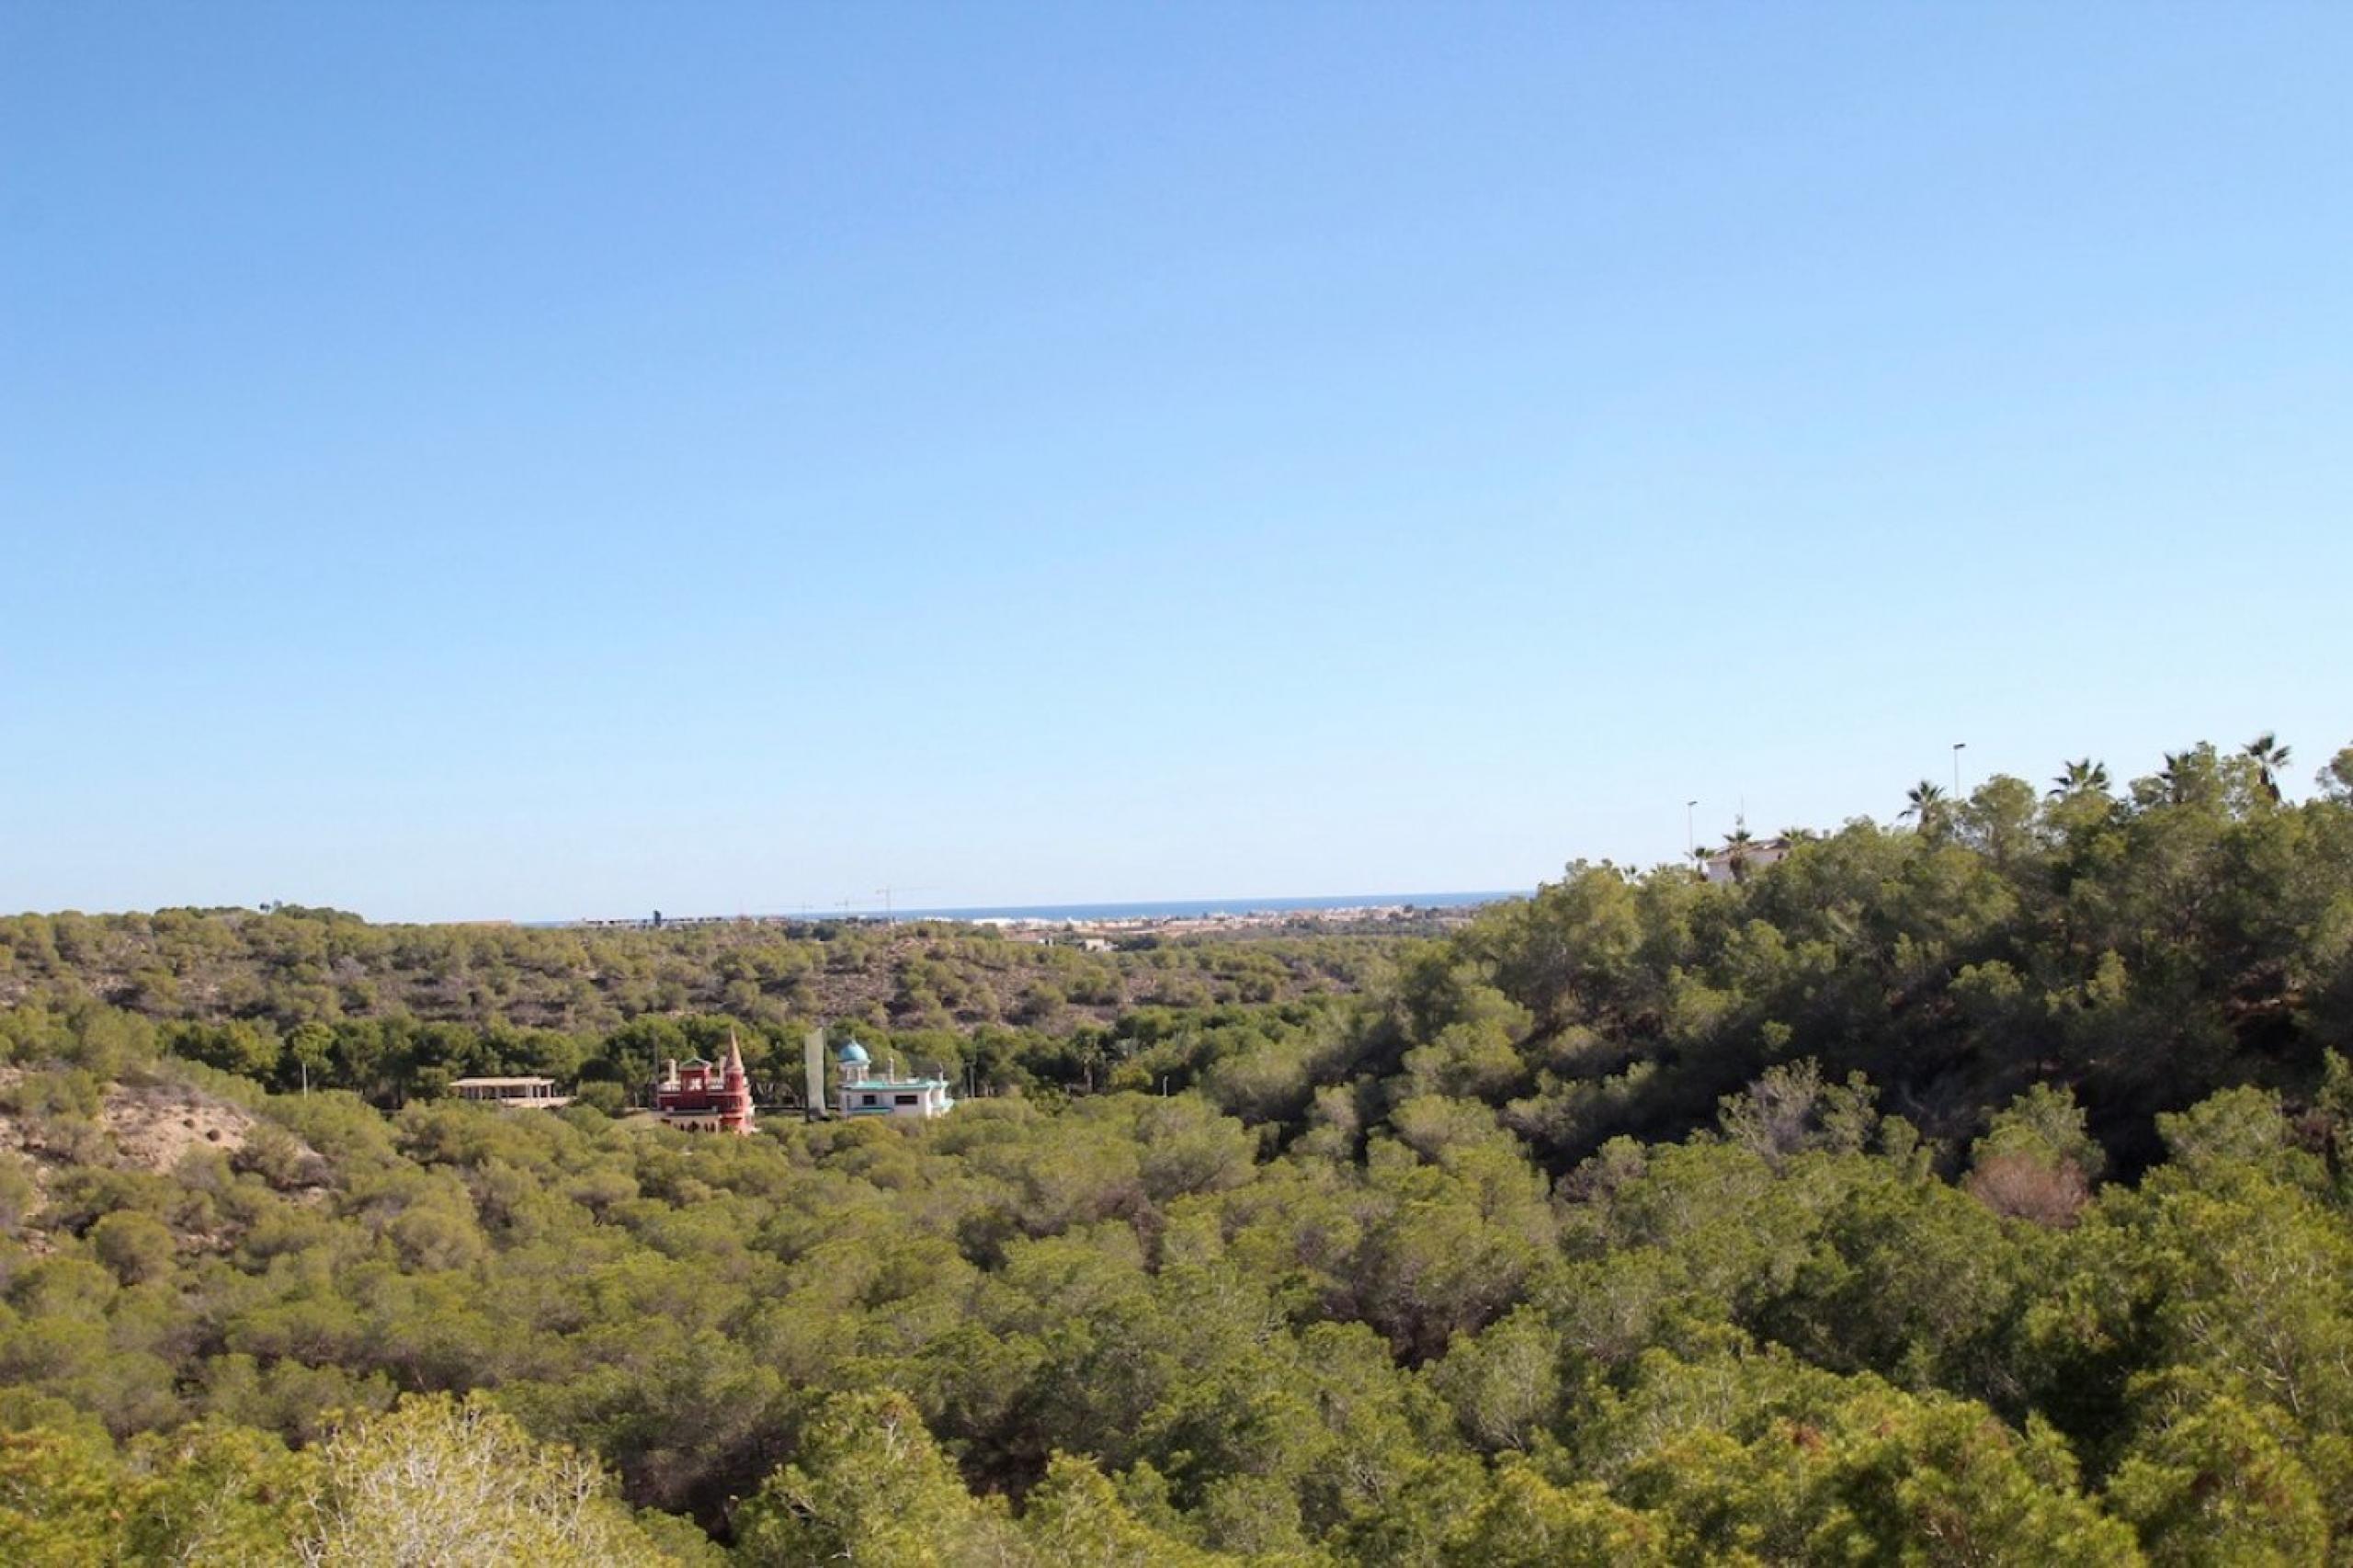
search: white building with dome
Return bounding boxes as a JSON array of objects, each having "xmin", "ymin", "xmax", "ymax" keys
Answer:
[{"xmin": 835, "ymin": 1040, "xmax": 955, "ymax": 1119}]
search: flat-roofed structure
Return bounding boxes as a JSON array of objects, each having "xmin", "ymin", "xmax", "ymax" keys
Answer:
[{"xmin": 450, "ymin": 1076, "xmax": 574, "ymax": 1109}]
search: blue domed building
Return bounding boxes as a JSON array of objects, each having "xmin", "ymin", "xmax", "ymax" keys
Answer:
[{"xmin": 835, "ymin": 1039, "xmax": 954, "ymax": 1119}]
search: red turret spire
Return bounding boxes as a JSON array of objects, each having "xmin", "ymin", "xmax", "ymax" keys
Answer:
[{"xmin": 720, "ymin": 1029, "xmax": 754, "ymax": 1133}]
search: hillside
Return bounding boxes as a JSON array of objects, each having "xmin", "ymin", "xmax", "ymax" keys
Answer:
[
  {"xmin": 1343, "ymin": 739, "xmax": 2353, "ymax": 1173},
  {"xmin": 0, "ymin": 911, "xmax": 1429, "ymax": 1114},
  {"xmin": 1, "ymin": 738, "xmax": 2350, "ymax": 1562},
  {"xmin": 0, "ymin": 909, "xmax": 1414, "ymax": 1039}
]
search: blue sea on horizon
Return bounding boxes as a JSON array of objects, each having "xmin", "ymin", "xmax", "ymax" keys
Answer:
[
  {"xmin": 535, "ymin": 891, "xmax": 1529, "ymax": 928},
  {"xmin": 885, "ymin": 891, "xmax": 1526, "ymax": 923}
]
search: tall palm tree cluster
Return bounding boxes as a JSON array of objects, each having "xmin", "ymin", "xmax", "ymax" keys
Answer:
[
  {"xmin": 1906, "ymin": 734, "xmax": 2299, "ymax": 827},
  {"xmin": 1703, "ymin": 735, "xmax": 2310, "ymax": 859}
]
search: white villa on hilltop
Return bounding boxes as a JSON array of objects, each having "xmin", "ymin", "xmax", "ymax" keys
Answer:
[
  {"xmin": 835, "ymin": 1040, "xmax": 955, "ymax": 1119},
  {"xmin": 1701, "ymin": 835, "xmax": 1795, "ymax": 884}
]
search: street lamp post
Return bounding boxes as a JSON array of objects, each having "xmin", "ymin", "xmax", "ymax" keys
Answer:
[
  {"xmin": 1952, "ymin": 742, "xmax": 1967, "ymax": 794},
  {"xmin": 1686, "ymin": 800, "xmax": 1698, "ymax": 861}
]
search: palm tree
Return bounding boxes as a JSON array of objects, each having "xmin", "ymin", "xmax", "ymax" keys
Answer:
[
  {"xmin": 2047, "ymin": 758, "xmax": 2109, "ymax": 800},
  {"xmin": 2158, "ymin": 749, "xmax": 2201, "ymax": 805},
  {"xmin": 2244, "ymin": 733, "xmax": 2292, "ymax": 802},
  {"xmin": 1722, "ymin": 819, "xmax": 1757, "ymax": 882},
  {"xmin": 1900, "ymin": 780, "xmax": 1947, "ymax": 826}
]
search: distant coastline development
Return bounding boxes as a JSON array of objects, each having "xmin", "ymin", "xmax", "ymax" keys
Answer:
[{"xmin": 553, "ymin": 889, "xmax": 1524, "ymax": 935}]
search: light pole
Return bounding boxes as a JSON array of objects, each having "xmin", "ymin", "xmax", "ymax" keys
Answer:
[
  {"xmin": 1952, "ymin": 742, "xmax": 1967, "ymax": 794},
  {"xmin": 1686, "ymin": 800, "xmax": 1698, "ymax": 861}
]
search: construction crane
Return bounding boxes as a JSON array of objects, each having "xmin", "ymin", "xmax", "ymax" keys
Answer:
[{"xmin": 872, "ymin": 885, "xmax": 937, "ymax": 926}]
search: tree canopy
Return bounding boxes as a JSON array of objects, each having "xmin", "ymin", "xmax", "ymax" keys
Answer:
[{"xmin": 3, "ymin": 736, "xmax": 2351, "ymax": 1562}]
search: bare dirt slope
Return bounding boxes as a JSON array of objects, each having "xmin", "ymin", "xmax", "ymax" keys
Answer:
[{"xmin": 0, "ymin": 1069, "xmax": 323, "ymax": 1240}]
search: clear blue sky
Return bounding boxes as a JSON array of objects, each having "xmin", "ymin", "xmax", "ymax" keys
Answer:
[{"xmin": 5, "ymin": 4, "xmax": 2347, "ymax": 922}]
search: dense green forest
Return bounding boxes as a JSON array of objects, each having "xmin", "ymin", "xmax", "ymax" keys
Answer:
[
  {"xmin": 0, "ymin": 904, "xmax": 1415, "ymax": 1036},
  {"xmin": 3, "ymin": 736, "xmax": 2351, "ymax": 1563},
  {"xmin": 0, "ymin": 909, "xmax": 1414, "ymax": 1110}
]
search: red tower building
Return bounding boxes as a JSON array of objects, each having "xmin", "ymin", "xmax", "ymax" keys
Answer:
[{"xmin": 653, "ymin": 1032, "xmax": 756, "ymax": 1134}]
